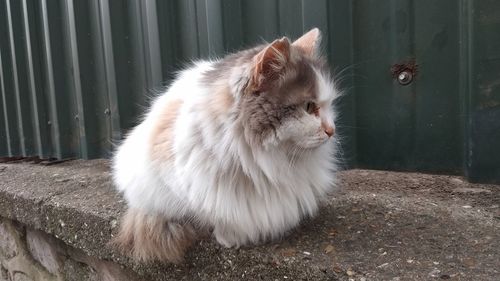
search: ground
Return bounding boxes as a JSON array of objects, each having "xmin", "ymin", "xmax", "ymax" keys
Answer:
[{"xmin": 0, "ymin": 160, "xmax": 498, "ymax": 280}]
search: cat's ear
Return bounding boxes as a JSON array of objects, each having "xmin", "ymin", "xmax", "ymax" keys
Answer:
[
  {"xmin": 292, "ymin": 28, "xmax": 322, "ymax": 56},
  {"xmin": 249, "ymin": 37, "xmax": 291, "ymax": 93}
]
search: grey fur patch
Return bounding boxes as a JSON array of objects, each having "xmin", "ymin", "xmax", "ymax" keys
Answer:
[
  {"xmin": 200, "ymin": 41, "xmax": 330, "ymax": 146},
  {"xmin": 238, "ymin": 56, "xmax": 323, "ymax": 145}
]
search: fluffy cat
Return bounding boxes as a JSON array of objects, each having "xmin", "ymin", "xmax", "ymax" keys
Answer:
[{"xmin": 112, "ymin": 28, "xmax": 338, "ymax": 263}]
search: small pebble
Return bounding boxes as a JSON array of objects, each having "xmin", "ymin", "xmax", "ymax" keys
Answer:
[
  {"xmin": 324, "ymin": 245, "xmax": 335, "ymax": 254},
  {"xmin": 302, "ymin": 251, "xmax": 311, "ymax": 256},
  {"xmin": 332, "ymin": 265, "xmax": 343, "ymax": 273},
  {"xmin": 377, "ymin": 263, "xmax": 389, "ymax": 268},
  {"xmin": 55, "ymin": 178, "xmax": 70, "ymax": 183},
  {"xmin": 429, "ymin": 268, "xmax": 441, "ymax": 278}
]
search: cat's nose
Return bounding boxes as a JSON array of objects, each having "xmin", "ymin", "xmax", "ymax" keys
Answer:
[{"xmin": 324, "ymin": 126, "xmax": 335, "ymax": 137}]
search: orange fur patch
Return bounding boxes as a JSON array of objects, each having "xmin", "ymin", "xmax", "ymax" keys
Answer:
[
  {"xmin": 150, "ymin": 99, "xmax": 183, "ymax": 163},
  {"xmin": 111, "ymin": 209, "xmax": 196, "ymax": 263},
  {"xmin": 208, "ymin": 83, "xmax": 234, "ymax": 117}
]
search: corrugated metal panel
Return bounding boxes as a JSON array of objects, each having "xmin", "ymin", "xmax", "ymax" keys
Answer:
[
  {"xmin": 0, "ymin": 0, "xmax": 498, "ymax": 183},
  {"xmin": 351, "ymin": 0, "xmax": 500, "ymax": 183}
]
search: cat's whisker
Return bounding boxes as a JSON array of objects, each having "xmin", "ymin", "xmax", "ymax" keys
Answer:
[
  {"xmin": 335, "ymin": 125, "xmax": 366, "ymax": 129},
  {"xmin": 332, "ymin": 57, "xmax": 384, "ymax": 77}
]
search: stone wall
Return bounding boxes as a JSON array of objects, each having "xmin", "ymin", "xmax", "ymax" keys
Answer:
[
  {"xmin": 0, "ymin": 218, "xmax": 137, "ymax": 281},
  {"xmin": 1, "ymin": 160, "xmax": 498, "ymax": 280}
]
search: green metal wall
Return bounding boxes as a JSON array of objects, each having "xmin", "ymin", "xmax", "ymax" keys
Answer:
[{"xmin": 0, "ymin": 0, "xmax": 498, "ymax": 183}]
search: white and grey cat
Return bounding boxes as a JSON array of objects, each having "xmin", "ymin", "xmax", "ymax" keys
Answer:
[{"xmin": 112, "ymin": 28, "xmax": 339, "ymax": 263}]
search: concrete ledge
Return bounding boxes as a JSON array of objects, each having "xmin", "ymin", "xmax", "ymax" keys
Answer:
[{"xmin": 0, "ymin": 160, "xmax": 498, "ymax": 280}]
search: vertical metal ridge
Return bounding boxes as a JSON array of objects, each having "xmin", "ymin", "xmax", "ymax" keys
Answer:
[
  {"xmin": 5, "ymin": 0, "xmax": 28, "ymax": 156},
  {"xmin": 176, "ymin": 0, "xmax": 200, "ymax": 59},
  {"xmin": 0, "ymin": 76, "xmax": 5, "ymax": 157},
  {"xmin": 21, "ymin": 0, "xmax": 51, "ymax": 158},
  {"xmin": 86, "ymin": 0, "xmax": 109, "ymax": 157},
  {"xmin": 62, "ymin": 0, "xmax": 88, "ymax": 158},
  {"xmin": 98, "ymin": 0, "xmax": 121, "ymax": 143},
  {"xmin": 129, "ymin": 0, "xmax": 162, "ymax": 92},
  {"xmin": 205, "ymin": 0, "xmax": 224, "ymax": 55},
  {"xmin": 194, "ymin": 0, "xmax": 207, "ymax": 57},
  {"xmin": 128, "ymin": 0, "xmax": 147, "ymax": 95},
  {"xmin": 156, "ymin": 0, "xmax": 178, "ymax": 82},
  {"xmin": 0, "ymin": 51, "xmax": 10, "ymax": 156},
  {"xmin": 459, "ymin": 0, "xmax": 474, "ymax": 177},
  {"xmin": 192, "ymin": 0, "xmax": 201, "ymax": 57},
  {"xmin": 140, "ymin": 0, "xmax": 162, "ymax": 89},
  {"xmin": 195, "ymin": 0, "xmax": 224, "ymax": 57},
  {"xmin": 40, "ymin": 0, "xmax": 62, "ymax": 158},
  {"xmin": 220, "ymin": 0, "xmax": 242, "ymax": 51},
  {"xmin": 0, "ymin": 0, "xmax": 19, "ymax": 157}
]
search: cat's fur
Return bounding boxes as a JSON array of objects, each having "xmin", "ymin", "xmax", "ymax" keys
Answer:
[{"xmin": 112, "ymin": 28, "xmax": 338, "ymax": 263}]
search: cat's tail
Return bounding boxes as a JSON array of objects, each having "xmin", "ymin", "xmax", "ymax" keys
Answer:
[{"xmin": 111, "ymin": 209, "xmax": 197, "ymax": 263}]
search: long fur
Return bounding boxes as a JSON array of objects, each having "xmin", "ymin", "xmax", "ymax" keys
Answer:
[
  {"xmin": 112, "ymin": 209, "xmax": 196, "ymax": 263},
  {"xmin": 112, "ymin": 28, "xmax": 338, "ymax": 263}
]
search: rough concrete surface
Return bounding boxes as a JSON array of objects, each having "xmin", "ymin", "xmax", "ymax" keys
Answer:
[{"xmin": 0, "ymin": 160, "xmax": 498, "ymax": 280}]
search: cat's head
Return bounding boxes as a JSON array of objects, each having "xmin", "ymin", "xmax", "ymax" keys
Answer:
[{"xmin": 239, "ymin": 28, "xmax": 337, "ymax": 150}]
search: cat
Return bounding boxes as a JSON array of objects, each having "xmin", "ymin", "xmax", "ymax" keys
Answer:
[{"xmin": 112, "ymin": 28, "xmax": 338, "ymax": 263}]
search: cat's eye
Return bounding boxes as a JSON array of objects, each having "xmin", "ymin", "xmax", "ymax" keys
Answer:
[{"xmin": 305, "ymin": 102, "xmax": 319, "ymax": 115}]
